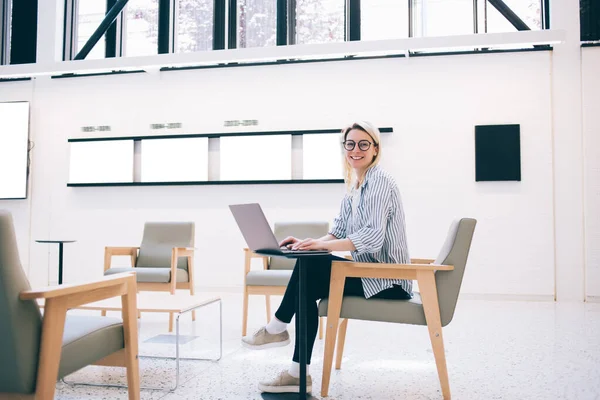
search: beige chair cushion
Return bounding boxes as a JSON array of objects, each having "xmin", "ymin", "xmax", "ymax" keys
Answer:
[
  {"xmin": 246, "ymin": 270, "xmax": 292, "ymax": 286},
  {"xmin": 59, "ymin": 315, "xmax": 124, "ymax": 379},
  {"xmin": 318, "ymin": 293, "xmax": 427, "ymax": 326},
  {"xmin": 104, "ymin": 267, "xmax": 189, "ymax": 283}
]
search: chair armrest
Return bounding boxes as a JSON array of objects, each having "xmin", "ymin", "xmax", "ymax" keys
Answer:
[
  {"xmin": 243, "ymin": 248, "xmax": 269, "ymax": 260},
  {"xmin": 243, "ymin": 248, "xmax": 269, "ymax": 275},
  {"xmin": 22, "ymin": 273, "xmax": 137, "ymax": 311},
  {"xmin": 173, "ymin": 247, "xmax": 195, "ymax": 257},
  {"xmin": 21, "ymin": 272, "xmax": 136, "ymax": 300},
  {"xmin": 104, "ymin": 246, "xmax": 139, "ymax": 272},
  {"xmin": 411, "ymin": 258, "xmax": 435, "ymax": 264},
  {"xmin": 105, "ymin": 246, "xmax": 140, "ymax": 255},
  {"xmin": 331, "ymin": 261, "xmax": 453, "ymax": 280}
]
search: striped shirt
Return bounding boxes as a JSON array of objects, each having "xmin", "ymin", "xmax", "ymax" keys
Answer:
[{"xmin": 329, "ymin": 165, "xmax": 412, "ymax": 299}]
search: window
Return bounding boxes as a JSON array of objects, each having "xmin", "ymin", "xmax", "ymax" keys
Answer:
[
  {"xmin": 69, "ymin": 141, "xmax": 134, "ymax": 184},
  {"xmin": 0, "ymin": 0, "xmax": 12, "ymax": 64},
  {"xmin": 296, "ymin": 0, "xmax": 344, "ymax": 45},
  {"xmin": 220, "ymin": 135, "xmax": 292, "ymax": 181},
  {"xmin": 141, "ymin": 138, "xmax": 209, "ymax": 182},
  {"xmin": 76, "ymin": 0, "xmax": 106, "ymax": 60},
  {"xmin": 413, "ymin": 0, "xmax": 474, "ymax": 37},
  {"xmin": 485, "ymin": 0, "xmax": 542, "ymax": 33},
  {"xmin": 176, "ymin": 0, "xmax": 214, "ymax": 53},
  {"xmin": 124, "ymin": 0, "xmax": 158, "ymax": 57},
  {"xmin": 238, "ymin": 0, "xmax": 277, "ymax": 48},
  {"xmin": 361, "ymin": 0, "xmax": 409, "ymax": 41}
]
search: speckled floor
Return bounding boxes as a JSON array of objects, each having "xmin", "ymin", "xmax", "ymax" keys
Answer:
[{"xmin": 55, "ymin": 294, "xmax": 600, "ymax": 400}]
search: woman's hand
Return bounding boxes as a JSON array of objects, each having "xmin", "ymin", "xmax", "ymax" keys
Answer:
[
  {"xmin": 279, "ymin": 236, "xmax": 301, "ymax": 249},
  {"xmin": 292, "ymin": 238, "xmax": 329, "ymax": 251}
]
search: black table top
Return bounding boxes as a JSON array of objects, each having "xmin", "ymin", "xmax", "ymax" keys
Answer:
[{"xmin": 35, "ymin": 240, "xmax": 77, "ymax": 244}]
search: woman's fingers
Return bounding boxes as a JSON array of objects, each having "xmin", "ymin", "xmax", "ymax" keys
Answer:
[
  {"xmin": 296, "ymin": 239, "xmax": 320, "ymax": 250},
  {"xmin": 291, "ymin": 238, "xmax": 312, "ymax": 250},
  {"xmin": 279, "ymin": 236, "xmax": 299, "ymax": 247}
]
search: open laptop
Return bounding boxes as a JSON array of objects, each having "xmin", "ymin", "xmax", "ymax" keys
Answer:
[{"xmin": 229, "ymin": 203, "xmax": 330, "ymax": 256}]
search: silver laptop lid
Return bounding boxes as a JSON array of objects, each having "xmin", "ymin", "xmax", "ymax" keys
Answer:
[{"xmin": 229, "ymin": 203, "xmax": 280, "ymax": 252}]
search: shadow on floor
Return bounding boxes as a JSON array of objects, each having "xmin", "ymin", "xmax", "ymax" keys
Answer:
[{"xmin": 261, "ymin": 393, "xmax": 319, "ymax": 400}]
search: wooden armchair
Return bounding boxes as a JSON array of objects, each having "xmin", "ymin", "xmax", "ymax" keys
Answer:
[
  {"xmin": 103, "ymin": 222, "xmax": 195, "ymax": 330},
  {"xmin": 242, "ymin": 221, "xmax": 329, "ymax": 338},
  {"xmin": 319, "ymin": 218, "xmax": 477, "ymax": 399},
  {"xmin": 0, "ymin": 210, "xmax": 139, "ymax": 400}
]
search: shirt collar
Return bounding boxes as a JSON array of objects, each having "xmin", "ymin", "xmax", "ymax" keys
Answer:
[{"xmin": 356, "ymin": 164, "xmax": 380, "ymax": 190}]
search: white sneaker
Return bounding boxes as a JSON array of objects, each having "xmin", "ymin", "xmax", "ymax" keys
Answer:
[
  {"xmin": 242, "ymin": 326, "xmax": 290, "ymax": 350},
  {"xmin": 258, "ymin": 370, "xmax": 312, "ymax": 393}
]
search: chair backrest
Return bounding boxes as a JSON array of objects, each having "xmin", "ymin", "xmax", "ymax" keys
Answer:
[
  {"xmin": 136, "ymin": 222, "xmax": 195, "ymax": 270},
  {"xmin": 0, "ymin": 210, "xmax": 42, "ymax": 394},
  {"xmin": 433, "ymin": 218, "xmax": 477, "ymax": 327},
  {"xmin": 269, "ymin": 221, "xmax": 330, "ymax": 270}
]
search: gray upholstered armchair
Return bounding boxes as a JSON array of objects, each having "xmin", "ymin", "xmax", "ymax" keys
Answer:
[
  {"xmin": 242, "ymin": 221, "xmax": 329, "ymax": 337},
  {"xmin": 103, "ymin": 222, "xmax": 195, "ymax": 296},
  {"xmin": 0, "ymin": 210, "xmax": 140, "ymax": 400},
  {"xmin": 318, "ymin": 218, "xmax": 477, "ymax": 399}
]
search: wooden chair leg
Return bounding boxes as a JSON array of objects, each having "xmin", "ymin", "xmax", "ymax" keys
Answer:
[
  {"xmin": 168, "ymin": 312, "xmax": 174, "ymax": 333},
  {"xmin": 122, "ymin": 280, "xmax": 141, "ymax": 400},
  {"xmin": 35, "ymin": 298, "xmax": 67, "ymax": 400},
  {"xmin": 242, "ymin": 288, "xmax": 249, "ymax": 336},
  {"xmin": 335, "ymin": 318, "xmax": 349, "ymax": 370},
  {"xmin": 101, "ymin": 310, "xmax": 107, "ymax": 317},
  {"xmin": 137, "ymin": 311, "xmax": 141, "ymax": 319},
  {"xmin": 190, "ymin": 286, "xmax": 196, "ymax": 321},
  {"xmin": 321, "ymin": 265, "xmax": 346, "ymax": 398},
  {"xmin": 266, "ymin": 295, "xmax": 271, "ymax": 323},
  {"xmin": 318, "ymin": 317, "xmax": 324, "ymax": 340},
  {"xmin": 417, "ymin": 270, "xmax": 451, "ymax": 400}
]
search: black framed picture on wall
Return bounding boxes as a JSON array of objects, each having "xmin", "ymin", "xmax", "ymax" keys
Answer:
[{"xmin": 475, "ymin": 124, "xmax": 521, "ymax": 182}]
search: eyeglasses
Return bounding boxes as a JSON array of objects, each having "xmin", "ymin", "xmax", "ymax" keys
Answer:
[{"xmin": 343, "ymin": 140, "xmax": 376, "ymax": 151}]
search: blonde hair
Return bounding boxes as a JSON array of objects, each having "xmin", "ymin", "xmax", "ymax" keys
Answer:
[{"xmin": 340, "ymin": 121, "xmax": 381, "ymax": 190}]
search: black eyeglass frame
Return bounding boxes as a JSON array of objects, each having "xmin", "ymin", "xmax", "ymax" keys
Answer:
[{"xmin": 342, "ymin": 140, "xmax": 377, "ymax": 151}]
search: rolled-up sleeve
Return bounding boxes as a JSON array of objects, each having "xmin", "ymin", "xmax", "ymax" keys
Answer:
[
  {"xmin": 347, "ymin": 178, "xmax": 391, "ymax": 254},
  {"xmin": 329, "ymin": 195, "xmax": 350, "ymax": 239}
]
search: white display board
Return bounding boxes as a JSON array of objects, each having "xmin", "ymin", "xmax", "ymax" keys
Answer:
[
  {"xmin": 69, "ymin": 141, "xmax": 134, "ymax": 184},
  {"xmin": 303, "ymin": 133, "xmax": 344, "ymax": 179},
  {"xmin": 0, "ymin": 102, "xmax": 30, "ymax": 199},
  {"xmin": 220, "ymin": 134, "xmax": 292, "ymax": 181},
  {"xmin": 141, "ymin": 137, "xmax": 209, "ymax": 182}
]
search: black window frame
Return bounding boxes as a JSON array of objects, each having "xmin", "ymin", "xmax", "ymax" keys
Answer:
[
  {"xmin": 0, "ymin": 0, "xmax": 10, "ymax": 65},
  {"xmin": 62, "ymin": 0, "xmax": 551, "ymax": 62}
]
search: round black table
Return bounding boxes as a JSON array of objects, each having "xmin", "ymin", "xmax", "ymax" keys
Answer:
[{"xmin": 35, "ymin": 240, "xmax": 76, "ymax": 285}]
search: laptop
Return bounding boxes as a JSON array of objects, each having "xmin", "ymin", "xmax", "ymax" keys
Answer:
[{"xmin": 229, "ymin": 203, "xmax": 331, "ymax": 256}]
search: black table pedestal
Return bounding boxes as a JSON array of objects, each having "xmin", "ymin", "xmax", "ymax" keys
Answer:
[{"xmin": 35, "ymin": 240, "xmax": 76, "ymax": 285}]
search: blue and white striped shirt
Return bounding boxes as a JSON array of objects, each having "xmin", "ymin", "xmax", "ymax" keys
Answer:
[{"xmin": 329, "ymin": 165, "xmax": 412, "ymax": 299}]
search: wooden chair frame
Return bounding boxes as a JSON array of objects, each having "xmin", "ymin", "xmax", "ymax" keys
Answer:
[
  {"xmin": 103, "ymin": 246, "xmax": 195, "ymax": 295},
  {"xmin": 321, "ymin": 258, "xmax": 453, "ymax": 399},
  {"xmin": 12, "ymin": 273, "xmax": 140, "ymax": 400},
  {"xmin": 242, "ymin": 248, "xmax": 324, "ymax": 339},
  {"xmin": 103, "ymin": 246, "xmax": 196, "ymax": 331}
]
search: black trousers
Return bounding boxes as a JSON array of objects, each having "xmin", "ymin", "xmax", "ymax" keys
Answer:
[{"xmin": 274, "ymin": 256, "xmax": 411, "ymax": 364}]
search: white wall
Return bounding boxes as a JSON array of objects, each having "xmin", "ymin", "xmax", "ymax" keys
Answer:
[
  {"xmin": 0, "ymin": 0, "xmax": 595, "ymax": 300},
  {"xmin": 582, "ymin": 47, "xmax": 600, "ymax": 299},
  {"xmin": 1, "ymin": 51, "xmax": 559, "ymax": 298}
]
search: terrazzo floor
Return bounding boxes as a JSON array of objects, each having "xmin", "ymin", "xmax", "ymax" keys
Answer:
[{"xmin": 55, "ymin": 293, "xmax": 600, "ymax": 400}]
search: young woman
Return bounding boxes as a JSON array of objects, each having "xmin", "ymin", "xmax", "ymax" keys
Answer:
[{"xmin": 242, "ymin": 121, "xmax": 412, "ymax": 394}]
